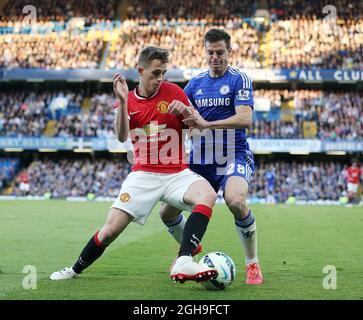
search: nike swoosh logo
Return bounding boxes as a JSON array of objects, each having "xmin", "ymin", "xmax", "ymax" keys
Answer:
[{"xmin": 130, "ymin": 111, "xmax": 140, "ymax": 116}]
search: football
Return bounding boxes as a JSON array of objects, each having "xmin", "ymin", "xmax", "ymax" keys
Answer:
[{"xmin": 198, "ymin": 252, "xmax": 236, "ymax": 290}]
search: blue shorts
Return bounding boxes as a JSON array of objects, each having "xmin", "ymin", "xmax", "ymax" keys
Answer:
[{"xmin": 189, "ymin": 151, "xmax": 255, "ymax": 192}]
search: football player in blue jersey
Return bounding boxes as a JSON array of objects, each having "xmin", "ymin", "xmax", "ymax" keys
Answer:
[{"xmin": 160, "ymin": 28, "xmax": 263, "ymax": 285}]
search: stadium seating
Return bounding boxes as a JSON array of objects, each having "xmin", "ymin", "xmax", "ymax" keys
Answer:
[
  {"xmin": 0, "ymin": 32, "xmax": 106, "ymax": 69},
  {"xmin": 10, "ymin": 158, "xmax": 131, "ymax": 198},
  {"xmin": 1, "ymin": 90, "xmax": 361, "ymax": 140},
  {"xmin": 8, "ymin": 157, "xmax": 352, "ymax": 203},
  {"xmin": 251, "ymin": 160, "xmax": 347, "ymax": 203},
  {"xmin": 1, "ymin": 0, "xmax": 118, "ymax": 23},
  {"xmin": 1, "ymin": 0, "xmax": 362, "ymax": 70},
  {"xmin": 0, "ymin": 0, "xmax": 362, "ymax": 203}
]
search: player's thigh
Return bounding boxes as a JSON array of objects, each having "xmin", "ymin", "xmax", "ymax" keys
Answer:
[
  {"xmin": 189, "ymin": 163, "xmax": 220, "ymax": 192},
  {"xmin": 222, "ymin": 158, "xmax": 253, "ymax": 204},
  {"xmin": 162, "ymin": 169, "xmax": 216, "ymax": 211},
  {"xmin": 183, "ymin": 179, "xmax": 217, "ymax": 207},
  {"xmin": 112, "ymin": 171, "xmax": 164, "ymax": 225}
]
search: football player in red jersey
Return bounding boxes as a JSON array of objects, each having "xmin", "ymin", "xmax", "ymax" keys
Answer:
[
  {"xmin": 50, "ymin": 46, "xmax": 218, "ymax": 284},
  {"xmin": 345, "ymin": 159, "xmax": 362, "ymax": 204}
]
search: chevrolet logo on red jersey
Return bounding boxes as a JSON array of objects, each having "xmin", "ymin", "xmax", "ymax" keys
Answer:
[{"xmin": 135, "ymin": 123, "xmax": 167, "ymax": 136}]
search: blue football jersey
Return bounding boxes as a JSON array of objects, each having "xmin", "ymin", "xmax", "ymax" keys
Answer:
[{"xmin": 184, "ymin": 66, "xmax": 254, "ymax": 164}]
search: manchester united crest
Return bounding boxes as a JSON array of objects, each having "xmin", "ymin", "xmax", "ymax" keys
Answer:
[
  {"xmin": 156, "ymin": 101, "xmax": 169, "ymax": 113},
  {"xmin": 120, "ymin": 193, "xmax": 130, "ymax": 202}
]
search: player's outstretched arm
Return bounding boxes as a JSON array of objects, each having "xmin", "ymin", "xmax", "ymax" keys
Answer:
[
  {"xmin": 206, "ymin": 106, "xmax": 253, "ymax": 129},
  {"xmin": 113, "ymin": 73, "xmax": 130, "ymax": 142},
  {"xmin": 183, "ymin": 106, "xmax": 253, "ymax": 130}
]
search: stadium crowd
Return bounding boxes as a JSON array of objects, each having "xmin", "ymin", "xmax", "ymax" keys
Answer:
[
  {"xmin": 0, "ymin": 0, "xmax": 362, "ymax": 70},
  {"xmin": 10, "ymin": 158, "xmax": 131, "ymax": 198},
  {"xmin": 0, "ymin": 0, "xmax": 362, "ymax": 206},
  {"xmin": 1, "ymin": 0, "xmax": 117, "ymax": 24},
  {"xmin": 252, "ymin": 90, "xmax": 363, "ymax": 140},
  {"xmin": 3, "ymin": 0, "xmax": 360, "ymax": 24},
  {"xmin": 54, "ymin": 93, "xmax": 115, "ymax": 138},
  {"xmin": 106, "ymin": 22, "xmax": 260, "ymax": 69},
  {"xmin": 0, "ymin": 32, "xmax": 105, "ymax": 69},
  {"xmin": 0, "ymin": 90, "xmax": 82, "ymax": 137},
  {"xmin": 268, "ymin": 0, "xmax": 363, "ymax": 19},
  {"xmin": 2, "ymin": 19, "xmax": 361, "ymax": 70},
  {"xmin": 267, "ymin": 16, "xmax": 363, "ymax": 69},
  {"xmin": 251, "ymin": 160, "xmax": 348, "ymax": 202},
  {"xmin": 124, "ymin": 0, "xmax": 254, "ymax": 21},
  {"xmin": 1, "ymin": 89, "xmax": 361, "ymax": 141},
  {"xmin": 0, "ymin": 91, "xmax": 49, "ymax": 137},
  {"xmin": 8, "ymin": 158, "xmax": 357, "ymax": 203}
]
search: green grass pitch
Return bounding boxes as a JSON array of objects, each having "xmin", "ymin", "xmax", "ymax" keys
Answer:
[{"xmin": 0, "ymin": 200, "xmax": 362, "ymax": 300}]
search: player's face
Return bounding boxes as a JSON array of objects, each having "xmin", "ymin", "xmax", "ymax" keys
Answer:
[
  {"xmin": 139, "ymin": 59, "xmax": 167, "ymax": 95},
  {"xmin": 205, "ymin": 40, "xmax": 230, "ymax": 75}
]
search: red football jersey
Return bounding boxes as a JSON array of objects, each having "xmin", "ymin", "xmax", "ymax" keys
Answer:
[
  {"xmin": 115, "ymin": 81, "xmax": 190, "ymax": 173},
  {"xmin": 346, "ymin": 166, "xmax": 361, "ymax": 184},
  {"xmin": 20, "ymin": 172, "xmax": 29, "ymax": 184}
]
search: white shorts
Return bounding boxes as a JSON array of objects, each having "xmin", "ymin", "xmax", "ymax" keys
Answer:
[
  {"xmin": 112, "ymin": 169, "xmax": 206, "ymax": 225},
  {"xmin": 347, "ymin": 183, "xmax": 358, "ymax": 193},
  {"xmin": 20, "ymin": 182, "xmax": 30, "ymax": 192}
]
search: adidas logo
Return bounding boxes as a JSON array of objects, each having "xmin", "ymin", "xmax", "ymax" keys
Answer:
[{"xmin": 195, "ymin": 89, "xmax": 203, "ymax": 95}]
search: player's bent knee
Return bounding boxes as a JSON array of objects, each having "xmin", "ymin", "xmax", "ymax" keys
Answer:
[
  {"xmin": 159, "ymin": 203, "xmax": 182, "ymax": 222},
  {"xmin": 184, "ymin": 181, "xmax": 217, "ymax": 207},
  {"xmin": 198, "ymin": 187, "xmax": 217, "ymax": 207},
  {"xmin": 98, "ymin": 226, "xmax": 120, "ymax": 245},
  {"xmin": 225, "ymin": 194, "xmax": 249, "ymax": 217},
  {"xmin": 159, "ymin": 202, "xmax": 167, "ymax": 218},
  {"xmin": 99, "ymin": 209, "xmax": 133, "ymax": 245}
]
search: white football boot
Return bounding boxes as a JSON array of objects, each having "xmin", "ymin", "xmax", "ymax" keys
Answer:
[
  {"xmin": 50, "ymin": 267, "xmax": 78, "ymax": 280},
  {"xmin": 170, "ymin": 255, "xmax": 218, "ymax": 283}
]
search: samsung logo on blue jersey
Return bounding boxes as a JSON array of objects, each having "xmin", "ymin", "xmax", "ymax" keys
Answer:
[{"xmin": 195, "ymin": 97, "xmax": 231, "ymax": 107}]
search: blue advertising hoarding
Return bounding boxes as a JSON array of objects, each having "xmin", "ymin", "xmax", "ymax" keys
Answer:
[{"xmin": 1, "ymin": 137, "xmax": 362, "ymax": 152}]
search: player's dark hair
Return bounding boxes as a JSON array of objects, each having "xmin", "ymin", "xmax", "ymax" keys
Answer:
[
  {"xmin": 138, "ymin": 46, "xmax": 169, "ymax": 67},
  {"xmin": 204, "ymin": 28, "xmax": 231, "ymax": 49}
]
